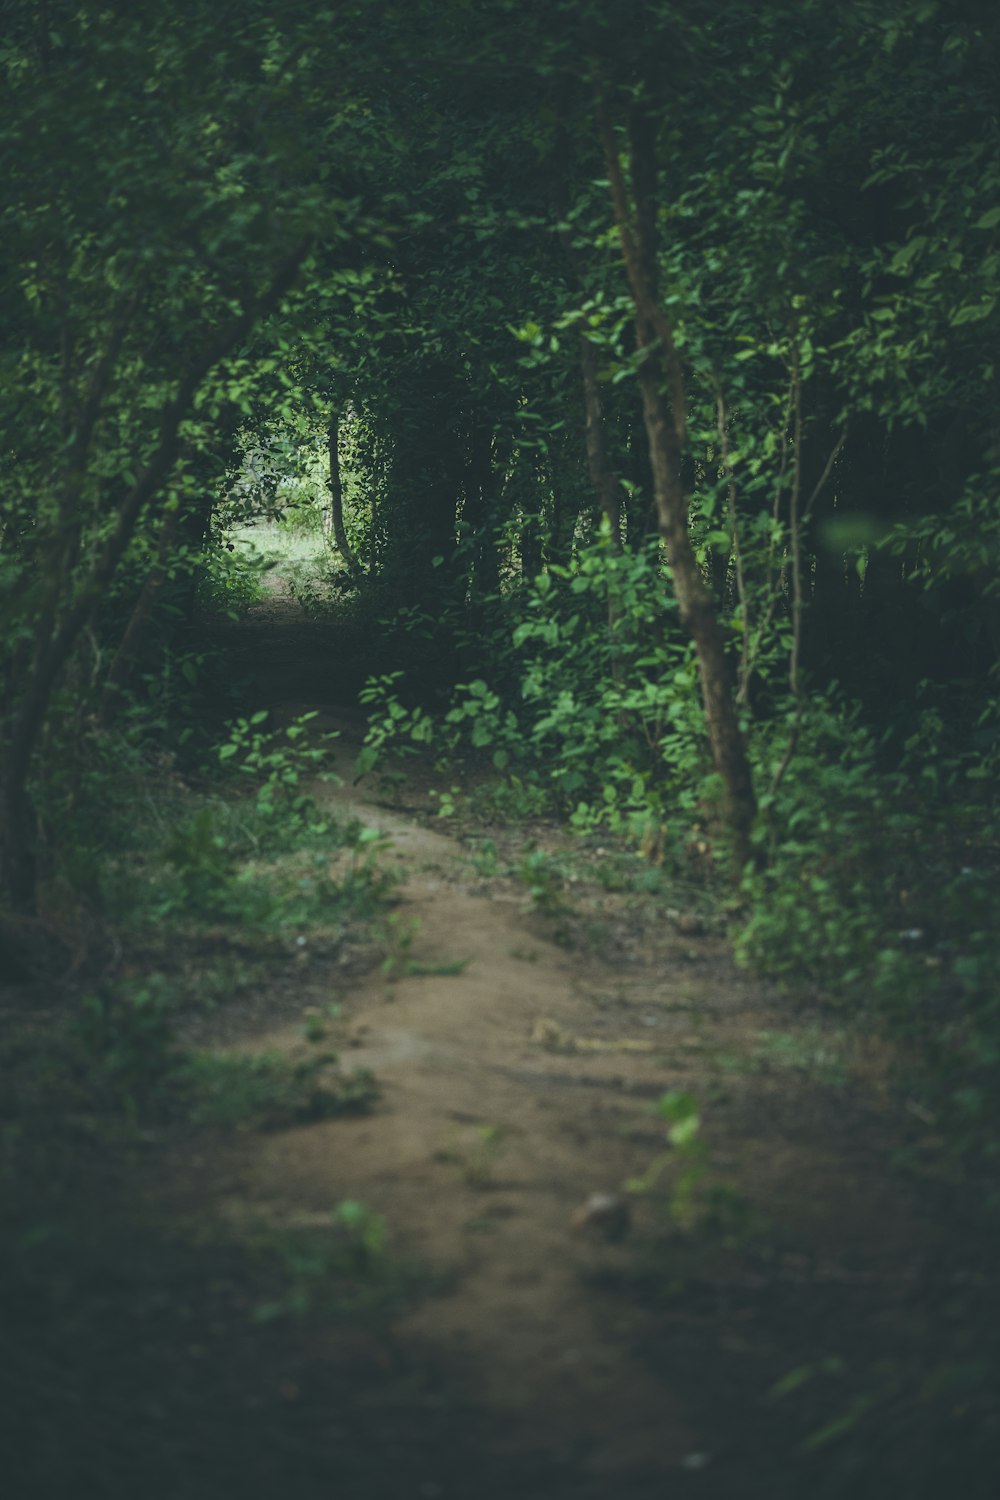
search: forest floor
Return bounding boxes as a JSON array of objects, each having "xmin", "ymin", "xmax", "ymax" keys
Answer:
[
  {"xmin": 156, "ymin": 575, "xmax": 993, "ymax": 1498},
  {"xmin": 6, "ymin": 571, "xmax": 997, "ymax": 1499}
]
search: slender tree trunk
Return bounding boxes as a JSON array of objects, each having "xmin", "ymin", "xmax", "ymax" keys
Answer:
[
  {"xmin": 520, "ymin": 506, "xmax": 543, "ymax": 581},
  {"xmin": 578, "ymin": 334, "xmax": 626, "ymax": 688},
  {"xmin": 557, "ymin": 216, "xmax": 624, "ymax": 548},
  {"xmin": 557, "ymin": 215, "xmax": 627, "ymax": 679},
  {"xmin": 325, "ymin": 409, "xmax": 362, "ymax": 580},
  {"xmin": 464, "ymin": 420, "xmax": 509, "ymax": 606},
  {"xmin": 579, "ymin": 336, "xmax": 623, "ymax": 549},
  {"xmin": 598, "ymin": 101, "xmax": 757, "ymax": 871}
]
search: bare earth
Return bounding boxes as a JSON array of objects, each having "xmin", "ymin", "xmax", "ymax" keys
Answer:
[{"xmin": 159, "ymin": 578, "xmax": 974, "ymax": 1498}]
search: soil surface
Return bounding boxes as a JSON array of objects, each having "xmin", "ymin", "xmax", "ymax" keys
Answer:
[{"xmin": 154, "ymin": 577, "xmax": 995, "ymax": 1499}]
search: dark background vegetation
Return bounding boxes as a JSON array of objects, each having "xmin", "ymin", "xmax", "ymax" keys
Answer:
[{"xmin": 2, "ymin": 0, "xmax": 998, "ymax": 1493}]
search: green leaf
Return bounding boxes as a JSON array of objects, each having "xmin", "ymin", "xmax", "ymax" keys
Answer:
[
  {"xmin": 888, "ymin": 235, "xmax": 927, "ymax": 271},
  {"xmin": 768, "ymin": 1364, "xmax": 817, "ymax": 1402},
  {"xmin": 799, "ymin": 1399, "xmax": 874, "ymax": 1454},
  {"xmin": 668, "ymin": 1114, "xmax": 701, "ymax": 1148},
  {"xmin": 354, "ymin": 747, "xmax": 379, "ymax": 778},
  {"xmin": 950, "ymin": 298, "xmax": 996, "ymax": 327}
]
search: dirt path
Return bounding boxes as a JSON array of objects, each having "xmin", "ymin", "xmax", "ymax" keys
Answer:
[
  {"xmin": 167, "ymin": 580, "xmax": 978, "ymax": 1497},
  {"xmin": 217, "ymin": 718, "xmax": 705, "ymax": 1481}
]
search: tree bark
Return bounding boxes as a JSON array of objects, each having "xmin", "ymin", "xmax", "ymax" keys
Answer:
[
  {"xmin": 463, "ymin": 418, "xmax": 509, "ymax": 606},
  {"xmin": 578, "ymin": 335, "xmax": 623, "ymax": 550},
  {"xmin": 598, "ymin": 100, "xmax": 757, "ymax": 871},
  {"xmin": 324, "ymin": 409, "xmax": 363, "ymax": 580}
]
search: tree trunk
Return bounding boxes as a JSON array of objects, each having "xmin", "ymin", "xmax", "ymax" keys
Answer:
[
  {"xmin": 463, "ymin": 419, "xmax": 509, "ymax": 607},
  {"xmin": 579, "ymin": 335, "xmax": 623, "ymax": 549},
  {"xmin": 599, "ymin": 101, "xmax": 757, "ymax": 871},
  {"xmin": 0, "ymin": 241, "xmax": 310, "ymax": 911},
  {"xmin": 325, "ymin": 409, "xmax": 363, "ymax": 580},
  {"xmin": 578, "ymin": 334, "xmax": 626, "ymax": 688}
]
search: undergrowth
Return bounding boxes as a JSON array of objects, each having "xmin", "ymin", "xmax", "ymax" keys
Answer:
[
  {"xmin": 0, "ymin": 683, "xmax": 401, "ymax": 1498},
  {"xmin": 352, "ymin": 540, "xmax": 1000, "ymax": 1196}
]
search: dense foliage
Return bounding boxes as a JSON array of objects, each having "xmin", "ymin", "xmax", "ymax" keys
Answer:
[
  {"xmin": 4, "ymin": 0, "xmax": 999, "ymax": 1148},
  {"xmin": 3, "ymin": 3, "xmax": 1000, "ymax": 1492}
]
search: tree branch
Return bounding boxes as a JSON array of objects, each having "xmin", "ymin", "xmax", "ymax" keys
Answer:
[{"xmin": 2, "ymin": 239, "xmax": 310, "ymax": 908}]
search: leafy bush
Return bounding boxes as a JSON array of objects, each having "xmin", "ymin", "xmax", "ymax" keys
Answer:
[
  {"xmin": 218, "ymin": 710, "xmax": 338, "ymax": 840},
  {"xmin": 738, "ymin": 701, "xmax": 893, "ymax": 984},
  {"xmin": 358, "ymin": 538, "xmax": 710, "ymax": 842},
  {"xmin": 75, "ymin": 976, "xmax": 183, "ymax": 1119},
  {"xmin": 737, "ymin": 695, "xmax": 1000, "ymax": 1189},
  {"xmin": 195, "ymin": 537, "xmax": 267, "ymax": 618}
]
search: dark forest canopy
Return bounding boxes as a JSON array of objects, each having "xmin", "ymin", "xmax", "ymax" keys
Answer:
[
  {"xmin": 2, "ymin": 0, "xmax": 998, "ymax": 936},
  {"xmin": 5, "ymin": 10, "xmax": 1000, "ymax": 1491}
]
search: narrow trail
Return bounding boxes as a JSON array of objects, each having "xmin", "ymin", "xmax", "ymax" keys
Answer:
[
  {"xmin": 217, "ymin": 755, "xmax": 695, "ymax": 1480},
  {"xmin": 167, "ymin": 578, "xmax": 957, "ymax": 1497}
]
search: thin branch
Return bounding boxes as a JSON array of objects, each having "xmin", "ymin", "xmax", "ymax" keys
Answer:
[
  {"xmin": 802, "ymin": 424, "xmax": 847, "ymax": 523},
  {"xmin": 788, "ymin": 345, "xmax": 804, "ymax": 699},
  {"xmin": 2, "ymin": 240, "xmax": 311, "ymax": 906},
  {"xmin": 715, "ymin": 389, "xmax": 751, "ymax": 703},
  {"xmin": 63, "ymin": 288, "xmax": 141, "ymax": 494},
  {"xmin": 768, "ymin": 698, "xmax": 805, "ymax": 800},
  {"xmin": 769, "ymin": 419, "xmax": 846, "ymax": 802},
  {"xmin": 742, "ymin": 370, "xmax": 795, "ymax": 691},
  {"xmin": 596, "ymin": 98, "xmax": 686, "ymax": 447},
  {"xmin": 98, "ymin": 501, "xmax": 180, "ymax": 726},
  {"xmin": 325, "ymin": 408, "xmax": 363, "ymax": 580}
]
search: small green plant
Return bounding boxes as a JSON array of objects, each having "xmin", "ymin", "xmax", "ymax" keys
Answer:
[
  {"xmin": 626, "ymin": 1090, "xmax": 705, "ymax": 1222},
  {"xmin": 196, "ymin": 538, "xmax": 266, "ymax": 618},
  {"xmin": 715, "ymin": 1029, "xmax": 850, "ymax": 1088},
  {"xmin": 378, "ymin": 912, "xmax": 469, "ymax": 980},
  {"xmin": 356, "ymin": 672, "xmax": 435, "ymax": 779},
  {"xmin": 76, "ymin": 976, "xmax": 181, "ymax": 1119},
  {"xmin": 334, "ymin": 1197, "xmax": 387, "ymax": 1260},
  {"xmin": 218, "ymin": 710, "xmax": 338, "ymax": 838},
  {"xmin": 627, "ymin": 1090, "xmax": 764, "ymax": 1242},
  {"xmin": 468, "ymin": 837, "xmax": 499, "ymax": 876},
  {"xmin": 465, "ymin": 773, "xmax": 550, "ymax": 823},
  {"xmin": 516, "ymin": 846, "xmax": 567, "ymax": 918},
  {"xmin": 179, "ymin": 1049, "xmax": 377, "ymax": 1131},
  {"xmin": 438, "ymin": 1123, "xmax": 509, "ymax": 1188},
  {"xmin": 302, "ymin": 1010, "xmax": 328, "ymax": 1042},
  {"xmin": 149, "ymin": 799, "xmax": 393, "ymax": 937},
  {"xmin": 250, "ymin": 1199, "xmax": 390, "ymax": 1323},
  {"xmin": 380, "ymin": 912, "xmax": 421, "ymax": 980},
  {"xmin": 163, "ymin": 807, "xmax": 236, "ymax": 915},
  {"xmin": 429, "ymin": 784, "xmax": 461, "ymax": 819}
]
